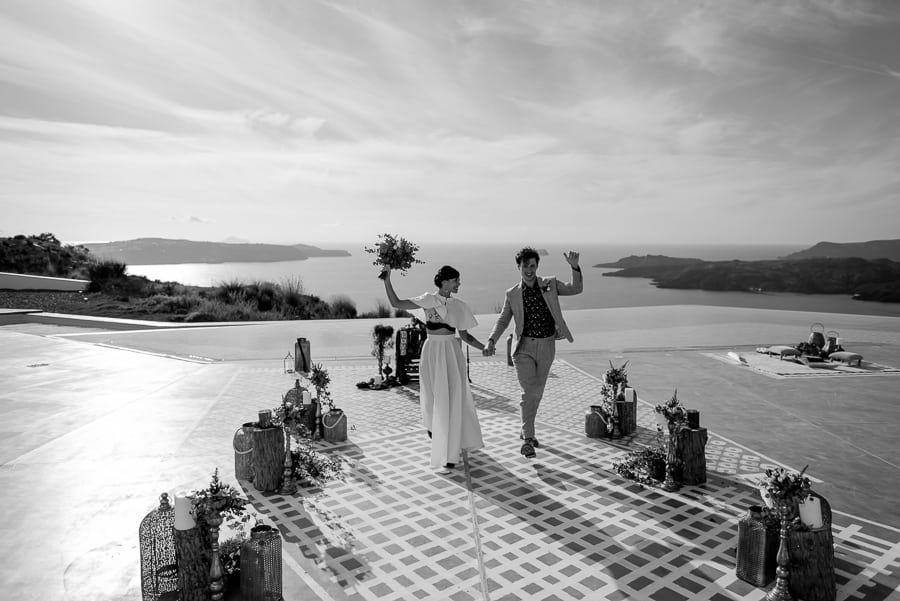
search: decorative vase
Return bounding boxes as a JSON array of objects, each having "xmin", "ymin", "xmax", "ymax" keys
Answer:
[
  {"xmin": 584, "ymin": 406, "xmax": 606, "ymax": 438},
  {"xmin": 736, "ymin": 505, "xmax": 779, "ymax": 587}
]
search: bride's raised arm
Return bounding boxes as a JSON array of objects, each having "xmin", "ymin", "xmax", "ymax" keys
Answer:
[{"xmin": 382, "ymin": 268, "xmax": 419, "ymax": 310}]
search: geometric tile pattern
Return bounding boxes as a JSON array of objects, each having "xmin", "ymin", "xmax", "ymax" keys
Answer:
[
  {"xmin": 702, "ymin": 351, "xmax": 900, "ymax": 380},
  {"xmin": 234, "ymin": 360, "xmax": 900, "ymax": 601}
]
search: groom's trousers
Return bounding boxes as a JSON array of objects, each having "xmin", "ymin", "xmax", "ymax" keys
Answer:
[{"xmin": 512, "ymin": 335, "xmax": 556, "ymax": 440}]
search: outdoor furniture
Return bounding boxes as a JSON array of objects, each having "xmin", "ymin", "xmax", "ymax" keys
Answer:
[
  {"xmin": 765, "ymin": 345, "xmax": 802, "ymax": 359},
  {"xmin": 675, "ymin": 427, "xmax": 707, "ymax": 485},
  {"xmin": 615, "ymin": 387, "xmax": 637, "ymax": 436},
  {"xmin": 828, "ymin": 351, "xmax": 863, "ymax": 366},
  {"xmin": 787, "ymin": 492, "xmax": 836, "ymax": 601},
  {"xmin": 251, "ymin": 426, "xmax": 285, "ymax": 492}
]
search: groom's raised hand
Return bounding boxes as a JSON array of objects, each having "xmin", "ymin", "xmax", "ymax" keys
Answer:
[{"xmin": 563, "ymin": 251, "xmax": 580, "ymax": 268}]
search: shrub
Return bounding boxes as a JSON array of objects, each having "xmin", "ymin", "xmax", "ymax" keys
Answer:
[
  {"xmin": 329, "ymin": 295, "xmax": 358, "ymax": 319},
  {"xmin": 146, "ymin": 294, "xmax": 198, "ymax": 314},
  {"xmin": 183, "ymin": 298, "xmax": 269, "ymax": 322},
  {"xmin": 359, "ymin": 299, "xmax": 392, "ymax": 319},
  {"xmin": 213, "ymin": 278, "xmax": 247, "ymax": 303},
  {"xmin": 87, "ymin": 260, "xmax": 129, "ymax": 292}
]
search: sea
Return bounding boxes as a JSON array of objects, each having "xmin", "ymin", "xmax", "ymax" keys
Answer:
[{"xmin": 124, "ymin": 243, "xmax": 900, "ymax": 318}]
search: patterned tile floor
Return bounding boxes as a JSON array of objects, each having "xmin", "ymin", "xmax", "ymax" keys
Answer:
[{"xmin": 239, "ymin": 361, "xmax": 900, "ymax": 601}]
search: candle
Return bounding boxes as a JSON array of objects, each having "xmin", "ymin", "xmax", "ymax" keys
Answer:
[{"xmin": 174, "ymin": 492, "xmax": 196, "ymax": 530}]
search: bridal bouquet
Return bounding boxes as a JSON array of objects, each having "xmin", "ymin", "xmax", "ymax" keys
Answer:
[{"xmin": 365, "ymin": 233, "xmax": 425, "ymax": 279}]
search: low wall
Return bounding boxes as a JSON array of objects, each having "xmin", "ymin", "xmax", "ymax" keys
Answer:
[{"xmin": 0, "ymin": 272, "xmax": 90, "ymax": 291}]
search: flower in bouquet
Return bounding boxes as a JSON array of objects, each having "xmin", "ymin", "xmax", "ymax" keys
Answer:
[{"xmin": 365, "ymin": 233, "xmax": 425, "ymax": 279}]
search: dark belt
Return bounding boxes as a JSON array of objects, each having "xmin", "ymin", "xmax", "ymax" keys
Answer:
[{"xmin": 426, "ymin": 322, "xmax": 456, "ymax": 333}]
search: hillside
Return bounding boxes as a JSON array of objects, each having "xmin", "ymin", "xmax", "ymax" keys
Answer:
[
  {"xmin": 593, "ymin": 254, "xmax": 703, "ymax": 269},
  {"xmin": 0, "ymin": 233, "xmax": 93, "ymax": 278},
  {"xmin": 600, "ymin": 256, "xmax": 900, "ymax": 302},
  {"xmin": 781, "ymin": 239, "xmax": 900, "ymax": 261},
  {"xmin": 83, "ymin": 238, "xmax": 351, "ymax": 265}
]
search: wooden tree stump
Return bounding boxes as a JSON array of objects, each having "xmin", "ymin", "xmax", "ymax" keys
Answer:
[
  {"xmin": 175, "ymin": 527, "xmax": 212, "ymax": 601},
  {"xmin": 616, "ymin": 388, "xmax": 637, "ymax": 436},
  {"xmin": 251, "ymin": 426, "xmax": 284, "ymax": 492},
  {"xmin": 675, "ymin": 427, "xmax": 708, "ymax": 485},
  {"xmin": 787, "ymin": 527, "xmax": 836, "ymax": 601}
]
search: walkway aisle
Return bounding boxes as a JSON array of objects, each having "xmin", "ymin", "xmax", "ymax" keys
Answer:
[{"xmin": 241, "ymin": 362, "xmax": 900, "ymax": 601}]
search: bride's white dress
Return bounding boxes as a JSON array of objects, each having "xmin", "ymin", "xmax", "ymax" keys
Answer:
[{"xmin": 410, "ymin": 292, "xmax": 484, "ymax": 469}]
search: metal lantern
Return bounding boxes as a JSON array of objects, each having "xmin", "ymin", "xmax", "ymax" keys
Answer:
[
  {"xmin": 240, "ymin": 525, "xmax": 284, "ymax": 601},
  {"xmin": 234, "ymin": 422, "xmax": 255, "ymax": 481},
  {"xmin": 139, "ymin": 492, "xmax": 179, "ymax": 601}
]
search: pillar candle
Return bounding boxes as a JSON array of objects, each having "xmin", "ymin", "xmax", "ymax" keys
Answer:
[{"xmin": 174, "ymin": 492, "xmax": 196, "ymax": 530}]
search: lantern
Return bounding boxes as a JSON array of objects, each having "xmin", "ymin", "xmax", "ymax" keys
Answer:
[
  {"xmin": 139, "ymin": 493, "xmax": 179, "ymax": 601},
  {"xmin": 240, "ymin": 525, "xmax": 283, "ymax": 601},
  {"xmin": 234, "ymin": 422, "xmax": 255, "ymax": 481}
]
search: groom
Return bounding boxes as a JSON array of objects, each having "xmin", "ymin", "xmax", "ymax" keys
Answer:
[{"xmin": 484, "ymin": 247, "xmax": 582, "ymax": 458}]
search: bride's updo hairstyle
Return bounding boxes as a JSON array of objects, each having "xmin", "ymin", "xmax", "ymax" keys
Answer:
[{"xmin": 434, "ymin": 265, "xmax": 460, "ymax": 288}]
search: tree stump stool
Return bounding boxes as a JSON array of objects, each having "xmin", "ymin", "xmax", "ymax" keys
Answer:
[
  {"xmin": 251, "ymin": 426, "xmax": 285, "ymax": 492},
  {"xmin": 174, "ymin": 527, "xmax": 212, "ymax": 601},
  {"xmin": 788, "ymin": 492, "xmax": 836, "ymax": 601},
  {"xmin": 615, "ymin": 388, "xmax": 637, "ymax": 436},
  {"xmin": 675, "ymin": 427, "xmax": 708, "ymax": 485}
]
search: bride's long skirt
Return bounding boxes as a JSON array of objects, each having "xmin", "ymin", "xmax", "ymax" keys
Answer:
[{"xmin": 418, "ymin": 332, "xmax": 484, "ymax": 469}]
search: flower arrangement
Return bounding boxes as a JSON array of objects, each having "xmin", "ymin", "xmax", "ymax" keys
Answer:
[
  {"xmin": 290, "ymin": 437, "xmax": 347, "ymax": 486},
  {"xmin": 758, "ymin": 465, "xmax": 811, "ymax": 509},
  {"xmin": 612, "ymin": 444, "xmax": 667, "ymax": 485},
  {"xmin": 654, "ymin": 389, "xmax": 687, "ymax": 431},
  {"xmin": 309, "ymin": 362, "xmax": 334, "ymax": 412},
  {"xmin": 273, "ymin": 387, "xmax": 312, "ymax": 440},
  {"xmin": 365, "ymin": 233, "xmax": 425, "ymax": 279},
  {"xmin": 604, "ymin": 360, "xmax": 629, "ymax": 391},
  {"xmin": 190, "ymin": 468, "xmax": 251, "ymax": 532}
]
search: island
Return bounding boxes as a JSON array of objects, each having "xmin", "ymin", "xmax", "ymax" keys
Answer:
[
  {"xmin": 82, "ymin": 238, "xmax": 351, "ymax": 265},
  {"xmin": 592, "ymin": 240, "xmax": 900, "ymax": 303}
]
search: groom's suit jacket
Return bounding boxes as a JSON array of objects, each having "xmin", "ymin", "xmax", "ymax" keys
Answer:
[{"xmin": 489, "ymin": 275, "xmax": 582, "ymax": 352}]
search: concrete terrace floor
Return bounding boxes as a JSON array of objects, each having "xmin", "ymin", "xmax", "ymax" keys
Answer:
[{"xmin": 1, "ymin": 305, "xmax": 899, "ymax": 601}]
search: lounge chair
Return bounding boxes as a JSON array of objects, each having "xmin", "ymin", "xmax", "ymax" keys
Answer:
[
  {"xmin": 828, "ymin": 351, "xmax": 863, "ymax": 367},
  {"xmin": 763, "ymin": 345, "xmax": 802, "ymax": 360}
]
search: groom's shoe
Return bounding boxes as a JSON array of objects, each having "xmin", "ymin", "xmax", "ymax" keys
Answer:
[
  {"xmin": 519, "ymin": 433, "xmax": 540, "ymax": 448},
  {"xmin": 520, "ymin": 439, "xmax": 536, "ymax": 459}
]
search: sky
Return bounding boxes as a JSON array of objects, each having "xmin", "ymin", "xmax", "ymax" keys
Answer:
[{"xmin": 1, "ymin": 0, "xmax": 899, "ymax": 247}]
